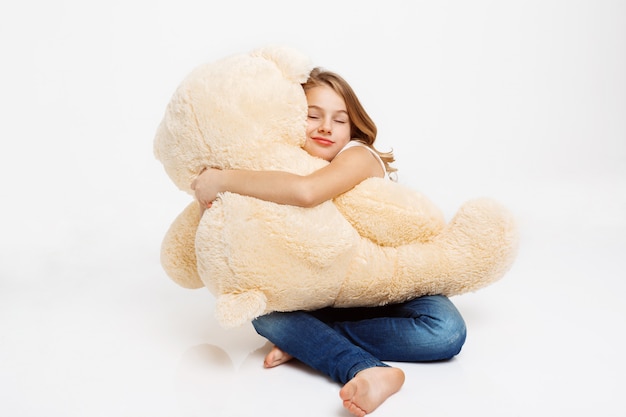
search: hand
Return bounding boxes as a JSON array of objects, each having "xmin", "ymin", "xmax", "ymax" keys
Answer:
[{"xmin": 191, "ymin": 168, "xmax": 222, "ymax": 208}]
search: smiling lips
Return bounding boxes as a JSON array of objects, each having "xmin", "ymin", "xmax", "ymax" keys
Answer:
[{"xmin": 311, "ymin": 136, "xmax": 334, "ymax": 146}]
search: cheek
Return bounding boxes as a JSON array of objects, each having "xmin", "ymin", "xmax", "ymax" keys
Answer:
[
  {"xmin": 338, "ymin": 124, "xmax": 352, "ymax": 140},
  {"xmin": 305, "ymin": 121, "xmax": 316, "ymax": 135}
]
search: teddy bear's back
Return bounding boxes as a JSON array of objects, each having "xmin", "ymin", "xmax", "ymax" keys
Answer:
[{"xmin": 195, "ymin": 192, "xmax": 361, "ymax": 313}]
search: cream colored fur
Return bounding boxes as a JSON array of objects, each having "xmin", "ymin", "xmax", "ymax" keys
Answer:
[{"xmin": 154, "ymin": 46, "xmax": 519, "ymax": 328}]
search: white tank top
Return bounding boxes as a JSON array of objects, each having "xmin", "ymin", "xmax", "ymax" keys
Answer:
[{"xmin": 336, "ymin": 141, "xmax": 388, "ymax": 179}]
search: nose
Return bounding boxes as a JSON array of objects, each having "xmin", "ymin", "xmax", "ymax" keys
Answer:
[{"xmin": 319, "ymin": 117, "xmax": 332, "ymax": 134}]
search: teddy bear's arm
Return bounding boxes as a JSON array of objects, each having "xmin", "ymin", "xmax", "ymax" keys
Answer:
[
  {"xmin": 334, "ymin": 178, "xmax": 446, "ymax": 246},
  {"xmin": 160, "ymin": 201, "xmax": 204, "ymax": 289}
]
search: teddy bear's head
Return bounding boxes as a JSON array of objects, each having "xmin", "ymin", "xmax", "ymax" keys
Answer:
[{"xmin": 154, "ymin": 46, "xmax": 324, "ymax": 193}]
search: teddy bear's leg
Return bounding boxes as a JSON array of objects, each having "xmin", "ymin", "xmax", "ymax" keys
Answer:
[
  {"xmin": 215, "ymin": 291, "xmax": 268, "ymax": 329},
  {"xmin": 338, "ymin": 197, "xmax": 519, "ymax": 306},
  {"xmin": 398, "ymin": 197, "xmax": 519, "ymax": 297},
  {"xmin": 160, "ymin": 201, "xmax": 205, "ymax": 289}
]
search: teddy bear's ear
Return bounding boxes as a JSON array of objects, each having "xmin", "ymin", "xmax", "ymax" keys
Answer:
[{"xmin": 251, "ymin": 45, "xmax": 313, "ymax": 83}]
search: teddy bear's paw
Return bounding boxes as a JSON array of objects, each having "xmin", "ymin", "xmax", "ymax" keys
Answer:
[{"xmin": 215, "ymin": 290, "xmax": 268, "ymax": 329}]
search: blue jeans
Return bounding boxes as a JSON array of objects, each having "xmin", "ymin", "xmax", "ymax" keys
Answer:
[{"xmin": 252, "ymin": 295, "xmax": 466, "ymax": 384}]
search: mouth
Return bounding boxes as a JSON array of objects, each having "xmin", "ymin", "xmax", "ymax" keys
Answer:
[{"xmin": 311, "ymin": 136, "xmax": 334, "ymax": 146}]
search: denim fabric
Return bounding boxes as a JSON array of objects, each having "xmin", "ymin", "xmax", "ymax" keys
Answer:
[{"xmin": 252, "ymin": 295, "xmax": 466, "ymax": 384}]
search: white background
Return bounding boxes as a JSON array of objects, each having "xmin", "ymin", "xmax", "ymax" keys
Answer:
[{"xmin": 1, "ymin": 1, "xmax": 625, "ymax": 416}]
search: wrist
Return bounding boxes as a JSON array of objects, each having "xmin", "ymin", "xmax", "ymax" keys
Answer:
[{"xmin": 216, "ymin": 169, "xmax": 230, "ymax": 193}]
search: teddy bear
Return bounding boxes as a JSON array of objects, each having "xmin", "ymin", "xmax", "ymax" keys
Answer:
[{"xmin": 154, "ymin": 46, "xmax": 518, "ymax": 328}]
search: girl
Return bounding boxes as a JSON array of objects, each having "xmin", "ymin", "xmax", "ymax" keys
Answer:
[{"xmin": 191, "ymin": 68, "xmax": 466, "ymax": 417}]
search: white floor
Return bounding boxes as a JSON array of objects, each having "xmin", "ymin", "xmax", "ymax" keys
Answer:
[{"xmin": 1, "ymin": 177, "xmax": 625, "ymax": 417}]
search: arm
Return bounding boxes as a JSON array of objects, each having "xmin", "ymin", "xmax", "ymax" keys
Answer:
[{"xmin": 191, "ymin": 146, "xmax": 384, "ymax": 208}]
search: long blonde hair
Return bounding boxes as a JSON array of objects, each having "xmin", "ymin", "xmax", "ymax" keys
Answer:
[{"xmin": 302, "ymin": 67, "xmax": 397, "ymax": 176}]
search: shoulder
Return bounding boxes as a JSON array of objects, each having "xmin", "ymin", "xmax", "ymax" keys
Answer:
[
  {"xmin": 336, "ymin": 140, "xmax": 386, "ymax": 178},
  {"xmin": 333, "ymin": 141, "xmax": 385, "ymax": 178},
  {"xmin": 336, "ymin": 141, "xmax": 375, "ymax": 162},
  {"xmin": 339, "ymin": 140, "xmax": 368, "ymax": 153}
]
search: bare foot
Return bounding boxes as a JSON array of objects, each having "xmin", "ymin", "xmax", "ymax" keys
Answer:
[
  {"xmin": 263, "ymin": 346, "xmax": 293, "ymax": 368},
  {"xmin": 339, "ymin": 366, "xmax": 405, "ymax": 417}
]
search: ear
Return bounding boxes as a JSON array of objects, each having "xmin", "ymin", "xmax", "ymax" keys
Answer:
[{"xmin": 251, "ymin": 45, "xmax": 313, "ymax": 83}]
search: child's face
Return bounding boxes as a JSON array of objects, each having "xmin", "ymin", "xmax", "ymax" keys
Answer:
[{"xmin": 303, "ymin": 86, "xmax": 351, "ymax": 161}]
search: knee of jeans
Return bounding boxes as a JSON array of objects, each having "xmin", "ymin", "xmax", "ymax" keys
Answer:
[
  {"xmin": 251, "ymin": 312, "xmax": 292, "ymax": 339},
  {"xmin": 440, "ymin": 315, "xmax": 467, "ymax": 358},
  {"xmin": 251, "ymin": 314, "xmax": 273, "ymax": 336}
]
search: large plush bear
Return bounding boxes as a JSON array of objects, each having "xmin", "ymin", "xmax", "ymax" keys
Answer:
[{"xmin": 154, "ymin": 46, "xmax": 518, "ymax": 328}]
